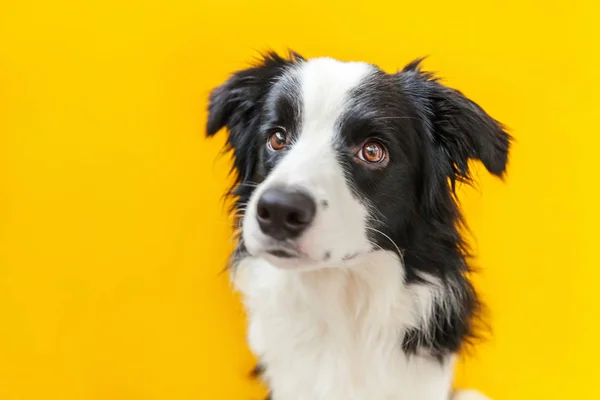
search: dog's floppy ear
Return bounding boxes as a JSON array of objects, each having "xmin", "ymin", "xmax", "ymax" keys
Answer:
[
  {"xmin": 206, "ymin": 51, "xmax": 304, "ymax": 136},
  {"xmin": 399, "ymin": 59, "xmax": 511, "ymax": 183},
  {"xmin": 206, "ymin": 51, "xmax": 303, "ymax": 184}
]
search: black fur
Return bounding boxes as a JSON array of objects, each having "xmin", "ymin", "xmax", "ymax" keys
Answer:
[
  {"xmin": 206, "ymin": 51, "xmax": 303, "ymax": 212},
  {"xmin": 333, "ymin": 61, "xmax": 511, "ymax": 355},
  {"xmin": 395, "ymin": 61, "xmax": 510, "ymax": 355},
  {"xmin": 206, "ymin": 52, "xmax": 304, "ymax": 269},
  {"xmin": 206, "ymin": 51, "xmax": 511, "ymax": 391}
]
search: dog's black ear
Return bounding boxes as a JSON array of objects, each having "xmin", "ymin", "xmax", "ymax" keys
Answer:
[
  {"xmin": 399, "ymin": 59, "xmax": 511, "ymax": 182},
  {"xmin": 207, "ymin": 51, "xmax": 303, "ymax": 136},
  {"xmin": 206, "ymin": 51, "xmax": 303, "ymax": 184}
]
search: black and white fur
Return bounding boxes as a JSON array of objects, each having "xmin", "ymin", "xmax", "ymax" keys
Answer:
[{"xmin": 206, "ymin": 51, "xmax": 510, "ymax": 400}]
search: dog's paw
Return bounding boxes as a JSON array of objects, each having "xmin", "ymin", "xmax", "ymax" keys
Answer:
[{"xmin": 452, "ymin": 389, "xmax": 491, "ymax": 400}]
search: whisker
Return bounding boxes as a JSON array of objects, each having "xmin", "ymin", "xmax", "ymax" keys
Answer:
[
  {"xmin": 236, "ymin": 182, "xmax": 260, "ymax": 188},
  {"xmin": 367, "ymin": 240, "xmax": 399, "ymax": 265},
  {"xmin": 365, "ymin": 227, "xmax": 404, "ymax": 263}
]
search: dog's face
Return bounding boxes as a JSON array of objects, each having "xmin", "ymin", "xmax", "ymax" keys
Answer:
[{"xmin": 207, "ymin": 53, "xmax": 510, "ymax": 271}]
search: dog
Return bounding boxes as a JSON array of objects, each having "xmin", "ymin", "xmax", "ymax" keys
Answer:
[{"xmin": 206, "ymin": 51, "xmax": 510, "ymax": 400}]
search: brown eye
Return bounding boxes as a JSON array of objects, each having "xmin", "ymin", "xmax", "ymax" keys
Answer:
[
  {"xmin": 358, "ymin": 141, "xmax": 387, "ymax": 164},
  {"xmin": 267, "ymin": 129, "xmax": 287, "ymax": 151}
]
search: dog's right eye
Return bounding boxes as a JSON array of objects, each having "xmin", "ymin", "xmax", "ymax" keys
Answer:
[{"xmin": 267, "ymin": 128, "xmax": 288, "ymax": 151}]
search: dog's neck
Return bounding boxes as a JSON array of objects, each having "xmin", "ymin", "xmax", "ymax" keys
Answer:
[
  {"xmin": 233, "ymin": 251, "xmax": 460, "ymax": 400},
  {"xmin": 233, "ymin": 250, "xmax": 435, "ymax": 335}
]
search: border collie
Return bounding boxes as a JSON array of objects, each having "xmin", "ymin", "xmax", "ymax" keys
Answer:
[{"xmin": 206, "ymin": 51, "xmax": 510, "ymax": 400}]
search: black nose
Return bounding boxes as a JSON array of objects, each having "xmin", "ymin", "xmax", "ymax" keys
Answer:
[{"xmin": 256, "ymin": 187, "xmax": 316, "ymax": 240}]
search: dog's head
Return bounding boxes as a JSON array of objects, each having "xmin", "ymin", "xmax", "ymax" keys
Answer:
[{"xmin": 207, "ymin": 52, "xmax": 510, "ymax": 272}]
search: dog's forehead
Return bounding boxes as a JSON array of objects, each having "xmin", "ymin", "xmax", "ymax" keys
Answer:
[
  {"xmin": 275, "ymin": 58, "xmax": 378, "ymax": 133},
  {"xmin": 297, "ymin": 58, "xmax": 375, "ymax": 108}
]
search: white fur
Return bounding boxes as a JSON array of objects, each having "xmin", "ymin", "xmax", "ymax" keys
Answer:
[
  {"xmin": 235, "ymin": 252, "xmax": 459, "ymax": 400},
  {"xmin": 452, "ymin": 390, "xmax": 491, "ymax": 400},
  {"xmin": 235, "ymin": 58, "xmax": 489, "ymax": 399},
  {"xmin": 243, "ymin": 58, "xmax": 375, "ymax": 268}
]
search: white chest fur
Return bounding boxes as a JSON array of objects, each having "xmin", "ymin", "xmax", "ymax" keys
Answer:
[{"xmin": 233, "ymin": 251, "xmax": 456, "ymax": 400}]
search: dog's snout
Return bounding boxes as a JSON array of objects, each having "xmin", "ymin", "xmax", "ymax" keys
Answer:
[{"xmin": 256, "ymin": 188, "xmax": 316, "ymax": 240}]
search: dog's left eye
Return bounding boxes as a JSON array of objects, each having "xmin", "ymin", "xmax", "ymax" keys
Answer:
[
  {"xmin": 357, "ymin": 141, "xmax": 388, "ymax": 166},
  {"xmin": 267, "ymin": 128, "xmax": 288, "ymax": 151}
]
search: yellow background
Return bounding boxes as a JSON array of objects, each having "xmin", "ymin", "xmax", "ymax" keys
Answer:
[{"xmin": 1, "ymin": 1, "xmax": 598, "ymax": 399}]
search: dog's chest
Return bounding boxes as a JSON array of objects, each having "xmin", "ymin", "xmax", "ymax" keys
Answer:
[{"xmin": 236, "ymin": 256, "xmax": 455, "ymax": 400}]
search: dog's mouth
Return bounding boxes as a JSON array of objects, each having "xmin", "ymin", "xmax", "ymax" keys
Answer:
[
  {"xmin": 258, "ymin": 245, "xmax": 378, "ymax": 271},
  {"xmin": 266, "ymin": 248, "xmax": 299, "ymax": 258},
  {"xmin": 262, "ymin": 241, "xmax": 304, "ymax": 259},
  {"xmin": 342, "ymin": 252, "xmax": 359, "ymax": 261},
  {"xmin": 264, "ymin": 247, "xmax": 370, "ymax": 263}
]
